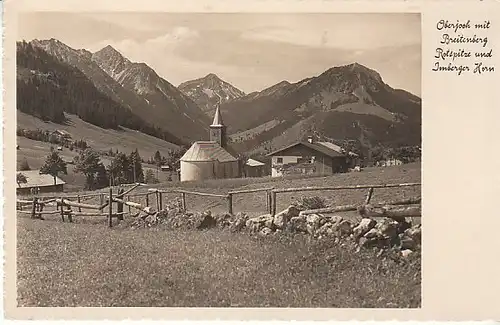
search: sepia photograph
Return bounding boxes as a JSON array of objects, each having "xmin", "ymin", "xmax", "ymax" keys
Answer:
[{"xmin": 14, "ymin": 12, "xmax": 422, "ymax": 308}]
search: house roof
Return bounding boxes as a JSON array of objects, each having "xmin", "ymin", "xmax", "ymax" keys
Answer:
[
  {"xmin": 180, "ymin": 141, "xmax": 237, "ymax": 162},
  {"xmin": 16, "ymin": 170, "xmax": 66, "ymax": 189},
  {"xmin": 266, "ymin": 141, "xmax": 358, "ymax": 158},
  {"xmin": 53, "ymin": 129, "xmax": 71, "ymax": 137},
  {"xmin": 246, "ymin": 158, "xmax": 265, "ymax": 167},
  {"xmin": 211, "ymin": 105, "xmax": 224, "ymax": 127}
]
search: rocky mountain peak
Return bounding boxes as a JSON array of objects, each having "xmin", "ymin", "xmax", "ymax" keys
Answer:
[
  {"xmin": 93, "ymin": 45, "xmax": 130, "ymax": 68},
  {"xmin": 315, "ymin": 62, "xmax": 385, "ymax": 94},
  {"xmin": 205, "ymin": 73, "xmax": 219, "ymax": 79},
  {"xmin": 94, "ymin": 45, "xmax": 127, "ymax": 61},
  {"xmin": 179, "ymin": 73, "xmax": 245, "ymax": 116}
]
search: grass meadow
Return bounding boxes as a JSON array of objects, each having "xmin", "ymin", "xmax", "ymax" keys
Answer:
[{"xmin": 16, "ymin": 163, "xmax": 422, "ymax": 307}]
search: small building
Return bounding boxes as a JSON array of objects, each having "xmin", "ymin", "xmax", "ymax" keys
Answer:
[
  {"xmin": 52, "ymin": 129, "xmax": 72, "ymax": 139},
  {"xmin": 180, "ymin": 105, "xmax": 239, "ymax": 182},
  {"xmin": 160, "ymin": 165, "xmax": 170, "ymax": 172},
  {"xmin": 244, "ymin": 158, "xmax": 266, "ymax": 178},
  {"xmin": 16, "ymin": 170, "xmax": 65, "ymax": 195},
  {"xmin": 377, "ymin": 158, "xmax": 403, "ymax": 167},
  {"xmin": 267, "ymin": 136, "xmax": 359, "ymax": 177}
]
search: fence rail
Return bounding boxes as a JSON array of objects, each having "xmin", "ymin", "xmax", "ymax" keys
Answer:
[
  {"xmin": 273, "ymin": 182, "xmax": 421, "ymax": 193},
  {"xmin": 17, "ymin": 182, "xmax": 422, "ymax": 227}
]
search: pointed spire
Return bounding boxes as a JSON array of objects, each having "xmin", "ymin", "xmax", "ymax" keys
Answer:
[
  {"xmin": 211, "ymin": 104, "xmax": 224, "ymax": 126},
  {"xmin": 211, "ymin": 94, "xmax": 224, "ymax": 126}
]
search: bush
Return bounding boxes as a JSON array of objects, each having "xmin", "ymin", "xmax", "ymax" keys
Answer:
[
  {"xmin": 19, "ymin": 158, "xmax": 31, "ymax": 171},
  {"xmin": 145, "ymin": 169, "xmax": 159, "ymax": 184}
]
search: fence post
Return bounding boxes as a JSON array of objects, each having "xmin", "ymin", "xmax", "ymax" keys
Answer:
[
  {"xmin": 117, "ymin": 188, "xmax": 124, "ymax": 221},
  {"xmin": 37, "ymin": 202, "xmax": 45, "ymax": 220},
  {"xmin": 146, "ymin": 193, "xmax": 150, "ymax": 207},
  {"xmin": 31, "ymin": 197, "xmax": 38, "ymax": 219},
  {"xmin": 364, "ymin": 187, "xmax": 374, "ymax": 205},
  {"xmin": 77, "ymin": 195, "xmax": 82, "ymax": 212},
  {"xmin": 127, "ymin": 195, "xmax": 131, "ymax": 215},
  {"xmin": 227, "ymin": 194, "xmax": 233, "ymax": 215},
  {"xmin": 271, "ymin": 191, "xmax": 277, "ymax": 216},
  {"xmin": 68, "ymin": 206, "xmax": 73, "ymax": 223},
  {"xmin": 267, "ymin": 190, "xmax": 272, "ymax": 214},
  {"xmin": 99, "ymin": 193, "xmax": 104, "ymax": 213},
  {"xmin": 60, "ymin": 197, "xmax": 65, "ymax": 222},
  {"xmin": 159, "ymin": 191, "xmax": 163, "ymax": 211},
  {"xmin": 181, "ymin": 192, "xmax": 186, "ymax": 211},
  {"xmin": 108, "ymin": 187, "xmax": 113, "ymax": 227},
  {"xmin": 155, "ymin": 190, "xmax": 160, "ymax": 211}
]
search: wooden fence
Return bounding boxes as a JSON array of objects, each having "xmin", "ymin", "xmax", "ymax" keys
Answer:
[{"xmin": 16, "ymin": 182, "xmax": 422, "ymax": 227}]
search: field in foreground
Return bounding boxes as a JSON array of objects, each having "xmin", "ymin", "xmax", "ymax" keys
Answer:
[
  {"xmin": 17, "ymin": 218, "xmax": 421, "ymax": 308},
  {"xmin": 17, "ymin": 162, "xmax": 421, "ymax": 307}
]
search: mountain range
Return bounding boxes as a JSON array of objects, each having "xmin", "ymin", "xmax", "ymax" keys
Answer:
[
  {"xmin": 16, "ymin": 38, "xmax": 421, "ymax": 158},
  {"xmin": 28, "ymin": 39, "xmax": 210, "ymax": 143},
  {"xmin": 222, "ymin": 63, "xmax": 421, "ymax": 155}
]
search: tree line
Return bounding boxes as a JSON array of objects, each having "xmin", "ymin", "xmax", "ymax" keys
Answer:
[{"xmin": 17, "ymin": 128, "xmax": 89, "ymax": 151}]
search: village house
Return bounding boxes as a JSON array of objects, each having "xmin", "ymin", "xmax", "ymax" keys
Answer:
[
  {"xmin": 51, "ymin": 129, "xmax": 72, "ymax": 141},
  {"xmin": 267, "ymin": 136, "xmax": 359, "ymax": 177},
  {"xmin": 16, "ymin": 170, "xmax": 66, "ymax": 195},
  {"xmin": 180, "ymin": 105, "xmax": 240, "ymax": 182}
]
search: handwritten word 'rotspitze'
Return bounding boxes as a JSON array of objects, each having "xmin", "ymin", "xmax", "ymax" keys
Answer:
[
  {"xmin": 441, "ymin": 33, "xmax": 489, "ymax": 47},
  {"xmin": 435, "ymin": 48, "xmax": 471, "ymax": 61}
]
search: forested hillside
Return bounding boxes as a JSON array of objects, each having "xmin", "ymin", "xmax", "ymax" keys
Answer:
[{"xmin": 16, "ymin": 41, "xmax": 185, "ymax": 146}]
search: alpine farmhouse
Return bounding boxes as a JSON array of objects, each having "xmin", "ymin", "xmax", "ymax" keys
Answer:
[{"xmin": 267, "ymin": 136, "xmax": 359, "ymax": 177}]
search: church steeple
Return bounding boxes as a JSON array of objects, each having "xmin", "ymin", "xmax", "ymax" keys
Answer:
[
  {"xmin": 210, "ymin": 102, "xmax": 227, "ymax": 148},
  {"xmin": 211, "ymin": 104, "xmax": 224, "ymax": 127}
]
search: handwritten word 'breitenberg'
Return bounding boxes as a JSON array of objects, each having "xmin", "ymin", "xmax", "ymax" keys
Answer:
[{"xmin": 441, "ymin": 33, "xmax": 489, "ymax": 47}]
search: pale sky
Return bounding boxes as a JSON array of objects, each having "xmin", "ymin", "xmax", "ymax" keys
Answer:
[{"xmin": 18, "ymin": 12, "xmax": 421, "ymax": 95}]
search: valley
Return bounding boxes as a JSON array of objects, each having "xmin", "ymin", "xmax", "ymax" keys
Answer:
[{"xmin": 16, "ymin": 38, "xmax": 421, "ymax": 190}]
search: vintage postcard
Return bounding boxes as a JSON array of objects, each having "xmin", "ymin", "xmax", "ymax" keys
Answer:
[{"xmin": 2, "ymin": 0, "xmax": 499, "ymax": 321}]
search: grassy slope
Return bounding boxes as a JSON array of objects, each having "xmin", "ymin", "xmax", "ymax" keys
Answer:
[
  {"xmin": 17, "ymin": 112, "xmax": 181, "ymax": 189},
  {"xmin": 17, "ymin": 163, "xmax": 421, "ymax": 307},
  {"xmin": 17, "ymin": 111, "xmax": 179, "ymax": 160}
]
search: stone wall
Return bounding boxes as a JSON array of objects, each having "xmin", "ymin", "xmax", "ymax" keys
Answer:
[{"xmin": 128, "ymin": 199, "xmax": 421, "ymax": 257}]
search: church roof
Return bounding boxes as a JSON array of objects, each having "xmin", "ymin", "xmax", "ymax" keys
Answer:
[
  {"xmin": 180, "ymin": 141, "xmax": 237, "ymax": 162},
  {"xmin": 211, "ymin": 105, "xmax": 224, "ymax": 127}
]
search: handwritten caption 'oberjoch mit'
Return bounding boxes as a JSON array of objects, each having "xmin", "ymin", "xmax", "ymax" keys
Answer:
[{"xmin": 433, "ymin": 19, "xmax": 494, "ymax": 75}]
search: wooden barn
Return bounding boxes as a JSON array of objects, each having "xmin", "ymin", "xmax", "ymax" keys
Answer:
[
  {"xmin": 267, "ymin": 136, "xmax": 359, "ymax": 177},
  {"xmin": 180, "ymin": 105, "xmax": 240, "ymax": 182},
  {"xmin": 16, "ymin": 170, "xmax": 65, "ymax": 195}
]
